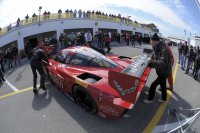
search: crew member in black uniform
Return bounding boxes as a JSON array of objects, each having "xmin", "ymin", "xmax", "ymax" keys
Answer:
[
  {"xmin": 30, "ymin": 41, "xmax": 49, "ymax": 94},
  {"xmin": 143, "ymin": 33, "xmax": 172, "ymax": 103}
]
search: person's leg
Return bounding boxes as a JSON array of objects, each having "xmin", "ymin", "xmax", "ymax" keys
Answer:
[
  {"xmin": 30, "ymin": 63, "xmax": 38, "ymax": 94},
  {"xmin": 185, "ymin": 60, "xmax": 191, "ymax": 74},
  {"xmin": 0, "ymin": 69, "xmax": 5, "ymax": 81},
  {"xmin": 30, "ymin": 64, "xmax": 37, "ymax": 88},
  {"xmin": 148, "ymin": 76, "xmax": 161, "ymax": 101},
  {"xmin": 181, "ymin": 54, "xmax": 184, "ymax": 68},
  {"xmin": 183, "ymin": 56, "xmax": 187, "ymax": 69},
  {"xmin": 1, "ymin": 62, "xmax": 5, "ymax": 73},
  {"xmin": 108, "ymin": 42, "xmax": 111, "ymax": 52},
  {"xmin": 36, "ymin": 64, "xmax": 46, "ymax": 90},
  {"xmin": 160, "ymin": 76, "xmax": 168, "ymax": 101},
  {"xmin": 194, "ymin": 66, "xmax": 200, "ymax": 80}
]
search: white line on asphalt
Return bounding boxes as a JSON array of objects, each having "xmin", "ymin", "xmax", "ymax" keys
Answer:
[{"xmin": 5, "ymin": 79, "xmax": 19, "ymax": 92}]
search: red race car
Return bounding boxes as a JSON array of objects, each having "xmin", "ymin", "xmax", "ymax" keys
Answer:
[{"xmin": 43, "ymin": 46, "xmax": 152, "ymax": 119}]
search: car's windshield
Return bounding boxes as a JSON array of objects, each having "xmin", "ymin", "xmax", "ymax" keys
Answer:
[{"xmin": 70, "ymin": 48, "xmax": 117, "ymax": 68}]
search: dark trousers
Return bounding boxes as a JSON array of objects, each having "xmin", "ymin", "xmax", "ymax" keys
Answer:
[
  {"xmin": 105, "ymin": 42, "xmax": 111, "ymax": 53},
  {"xmin": 193, "ymin": 65, "xmax": 200, "ymax": 79},
  {"xmin": 148, "ymin": 75, "xmax": 168, "ymax": 101},
  {"xmin": 0, "ymin": 68, "xmax": 5, "ymax": 82},
  {"xmin": 0, "ymin": 62, "xmax": 4, "ymax": 73},
  {"xmin": 30, "ymin": 61, "xmax": 46, "ymax": 88}
]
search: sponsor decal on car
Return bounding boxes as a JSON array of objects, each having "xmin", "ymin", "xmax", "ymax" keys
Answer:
[
  {"xmin": 99, "ymin": 105, "xmax": 119, "ymax": 116},
  {"xmin": 75, "ymin": 79, "xmax": 88, "ymax": 88},
  {"xmin": 113, "ymin": 80, "xmax": 136, "ymax": 96}
]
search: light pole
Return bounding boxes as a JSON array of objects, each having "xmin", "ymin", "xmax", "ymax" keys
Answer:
[{"xmin": 38, "ymin": 6, "xmax": 42, "ymax": 25}]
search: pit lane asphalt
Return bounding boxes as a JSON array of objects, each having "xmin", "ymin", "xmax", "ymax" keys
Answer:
[{"xmin": 0, "ymin": 44, "xmax": 199, "ymax": 133}]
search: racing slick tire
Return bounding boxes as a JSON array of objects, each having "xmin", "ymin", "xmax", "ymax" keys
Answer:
[{"xmin": 73, "ymin": 86, "xmax": 97, "ymax": 114}]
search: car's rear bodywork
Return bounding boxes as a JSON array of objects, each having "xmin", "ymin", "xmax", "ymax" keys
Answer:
[{"xmin": 43, "ymin": 46, "xmax": 152, "ymax": 119}]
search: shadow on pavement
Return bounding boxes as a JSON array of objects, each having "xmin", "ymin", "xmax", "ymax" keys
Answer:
[{"xmin": 32, "ymin": 90, "xmax": 52, "ymax": 111}]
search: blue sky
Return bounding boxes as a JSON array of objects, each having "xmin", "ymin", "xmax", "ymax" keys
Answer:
[{"xmin": 0, "ymin": 0, "xmax": 199, "ymax": 39}]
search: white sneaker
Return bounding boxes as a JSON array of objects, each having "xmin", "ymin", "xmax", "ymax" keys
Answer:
[
  {"xmin": 158, "ymin": 99, "xmax": 166, "ymax": 103},
  {"xmin": 143, "ymin": 99, "xmax": 153, "ymax": 103}
]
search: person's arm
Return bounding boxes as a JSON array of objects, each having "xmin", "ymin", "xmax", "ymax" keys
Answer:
[
  {"xmin": 42, "ymin": 51, "xmax": 49, "ymax": 63},
  {"xmin": 150, "ymin": 48, "xmax": 170, "ymax": 69}
]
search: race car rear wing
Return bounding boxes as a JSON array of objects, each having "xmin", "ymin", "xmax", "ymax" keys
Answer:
[{"xmin": 108, "ymin": 49, "xmax": 153, "ymax": 109}]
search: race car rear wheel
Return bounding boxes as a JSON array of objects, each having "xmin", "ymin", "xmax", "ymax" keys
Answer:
[{"xmin": 73, "ymin": 86, "xmax": 97, "ymax": 114}]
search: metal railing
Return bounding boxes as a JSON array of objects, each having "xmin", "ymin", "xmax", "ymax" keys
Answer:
[
  {"xmin": 0, "ymin": 12, "xmax": 149, "ymax": 36},
  {"xmin": 167, "ymin": 107, "xmax": 200, "ymax": 133}
]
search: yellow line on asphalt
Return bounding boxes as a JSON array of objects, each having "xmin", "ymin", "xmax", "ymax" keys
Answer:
[
  {"xmin": 0, "ymin": 82, "xmax": 50, "ymax": 100},
  {"xmin": 0, "ymin": 87, "xmax": 32, "ymax": 100},
  {"xmin": 143, "ymin": 60, "xmax": 179, "ymax": 133}
]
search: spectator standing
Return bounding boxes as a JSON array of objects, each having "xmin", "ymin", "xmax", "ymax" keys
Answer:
[
  {"xmin": 185, "ymin": 46, "xmax": 194, "ymax": 74},
  {"xmin": 25, "ymin": 14, "xmax": 29, "ymax": 23},
  {"xmin": 32, "ymin": 13, "xmax": 36, "ymax": 22},
  {"xmin": 47, "ymin": 11, "xmax": 51, "ymax": 19},
  {"xmin": 8, "ymin": 23, "xmax": 12, "ymax": 31},
  {"xmin": 16, "ymin": 18, "xmax": 20, "ymax": 27},
  {"xmin": 43, "ymin": 10, "xmax": 48, "ymax": 20},
  {"xmin": 138, "ymin": 34, "xmax": 143, "ymax": 47},
  {"xmin": 131, "ymin": 34, "xmax": 135, "ymax": 47},
  {"xmin": 50, "ymin": 35, "xmax": 58, "ymax": 54},
  {"xmin": 63, "ymin": 33, "xmax": 69, "ymax": 48},
  {"xmin": 126, "ymin": 32, "xmax": 131, "ymax": 46},
  {"xmin": 12, "ymin": 45, "xmax": 21, "ymax": 66},
  {"xmin": 181, "ymin": 42, "xmax": 188, "ymax": 70},
  {"xmin": 24, "ymin": 41, "xmax": 31, "ymax": 60},
  {"xmin": 78, "ymin": 9, "xmax": 82, "ymax": 18},
  {"xmin": 97, "ymin": 31, "xmax": 104, "ymax": 49},
  {"xmin": 0, "ymin": 52, "xmax": 5, "ymax": 73},
  {"xmin": 83, "ymin": 11, "xmax": 86, "ymax": 18},
  {"xmin": 92, "ymin": 32, "xmax": 98, "ymax": 46},
  {"xmin": 59, "ymin": 33, "xmax": 65, "ymax": 50},
  {"xmin": 58, "ymin": 9, "xmax": 62, "ymax": 18},
  {"xmin": 85, "ymin": 31, "xmax": 92, "ymax": 44},
  {"xmin": 193, "ymin": 53, "xmax": 200, "ymax": 80},
  {"xmin": 0, "ymin": 67, "xmax": 5, "ymax": 83},
  {"xmin": 104, "ymin": 34, "xmax": 111, "ymax": 53},
  {"xmin": 116, "ymin": 33, "xmax": 121, "ymax": 44},
  {"xmin": 178, "ymin": 41, "xmax": 182, "ymax": 63},
  {"xmin": 6, "ymin": 48, "xmax": 13, "ymax": 69},
  {"xmin": 73, "ymin": 9, "xmax": 77, "ymax": 18}
]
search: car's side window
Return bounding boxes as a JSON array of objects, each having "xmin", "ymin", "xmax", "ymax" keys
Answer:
[
  {"xmin": 89, "ymin": 58, "xmax": 103, "ymax": 67},
  {"xmin": 54, "ymin": 53, "xmax": 69, "ymax": 64},
  {"xmin": 70, "ymin": 53, "xmax": 91, "ymax": 66}
]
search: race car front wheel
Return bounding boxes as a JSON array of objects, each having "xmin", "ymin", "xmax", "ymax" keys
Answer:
[{"xmin": 73, "ymin": 86, "xmax": 97, "ymax": 114}]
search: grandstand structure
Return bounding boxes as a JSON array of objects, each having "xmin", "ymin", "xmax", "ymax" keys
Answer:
[{"xmin": 0, "ymin": 12, "xmax": 160, "ymax": 52}]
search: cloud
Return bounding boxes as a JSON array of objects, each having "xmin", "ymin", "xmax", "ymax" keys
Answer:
[{"xmin": 100, "ymin": 0, "xmax": 192, "ymax": 31}]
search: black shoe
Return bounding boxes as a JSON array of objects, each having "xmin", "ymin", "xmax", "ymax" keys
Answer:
[
  {"xmin": 2, "ymin": 78, "xmax": 6, "ymax": 82},
  {"xmin": 33, "ymin": 88, "xmax": 38, "ymax": 94},
  {"xmin": 40, "ymin": 87, "xmax": 47, "ymax": 91}
]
